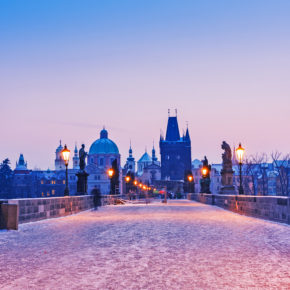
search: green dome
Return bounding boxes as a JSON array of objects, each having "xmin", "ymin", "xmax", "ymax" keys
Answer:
[{"xmin": 89, "ymin": 129, "xmax": 119, "ymax": 155}]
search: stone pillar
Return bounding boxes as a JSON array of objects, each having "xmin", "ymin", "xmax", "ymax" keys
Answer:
[
  {"xmin": 220, "ymin": 168, "xmax": 235, "ymax": 194},
  {"xmin": 76, "ymin": 171, "xmax": 89, "ymax": 195}
]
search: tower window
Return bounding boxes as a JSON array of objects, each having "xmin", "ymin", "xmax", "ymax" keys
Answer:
[{"xmin": 99, "ymin": 158, "xmax": 104, "ymax": 166}]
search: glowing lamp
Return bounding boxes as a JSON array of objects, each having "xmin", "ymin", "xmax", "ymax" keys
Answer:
[
  {"xmin": 107, "ymin": 168, "xmax": 114, "ymax": 178},
  {"xmin": 125, "ymin": 176, "xmax": 131, "ymax": 183},
  {"xmin": 202, "ymin": 167, "xmax": 208, "ymax": 177},
  {"xmin": 61, "ymin": 145, "xmax": 70, "ymax": 166},
  {"xmin": 139, "ymin": 183, "xmax": 142, "ymax": 188},
  {"xmin": 187, "ymin": 175, "xmax": 193, "ymax": 182},
  {"xmin": 236, "ymin": 143, "xmax": 245, "ymax": 164},
  {"xmin": 134, "ymin": 180, "xmax": 138, "ymax": 186}
]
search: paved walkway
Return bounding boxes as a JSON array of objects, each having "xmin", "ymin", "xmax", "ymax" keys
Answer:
[{"xmin": 1, "ymin": 200, "xmax": 290, "ymax": 289}]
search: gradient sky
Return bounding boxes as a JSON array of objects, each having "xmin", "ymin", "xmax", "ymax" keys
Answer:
[{"xmin": 1, "ymin": 0, "xmax": 290, "ymax": 169}]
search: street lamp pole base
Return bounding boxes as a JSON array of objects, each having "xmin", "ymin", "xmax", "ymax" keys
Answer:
[
  {"xmin": 64, "ymin": 188, "xmax": 69, "ymax": 196},
  {"xmin": 239, "ymin": 186, "xmax": 244, "ymax": 195}
]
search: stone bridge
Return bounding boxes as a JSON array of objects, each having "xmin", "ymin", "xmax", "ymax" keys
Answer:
[{"xmin": 0, "ymin": 199, "xmax": 289, "ymax": 289}]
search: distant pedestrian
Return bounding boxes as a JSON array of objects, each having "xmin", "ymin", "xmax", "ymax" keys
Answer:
[{"xmin": 92, "ymin": 188, "xmax": 101, "ymax": 210}]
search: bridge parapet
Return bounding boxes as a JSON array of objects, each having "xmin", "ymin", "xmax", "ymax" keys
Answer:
[
  {"xmin": 5, "ymin": 195, "xmax": 94, "ymax": 226},
  {"xmin": 188, "ymin": 193, "xmax": 290, "ymax": 225}
]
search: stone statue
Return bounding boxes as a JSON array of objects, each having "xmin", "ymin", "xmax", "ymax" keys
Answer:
[
  {"xmin": 203, "ymin": 156, "xmax": 209, "ymax": 168},
  {"xmin": 76, "ymin": 144, "xmax": 89, "ymax": 194},
  {"xmin": 79, "ymin": 144, "xmax": 87, "ymax": 171},
  {"xmin": 220, "ymin": 141, "xmax": 235, "ymax": 194},
  {"xmin": 221, "ymin": 141, "xmax": 232, "ymax": 169}
]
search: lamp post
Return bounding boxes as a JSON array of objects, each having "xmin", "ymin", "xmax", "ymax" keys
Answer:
[
  {"xmin": 236, "ymin": 143, "xmax": 245, "ymax": 195},
  {"xmin": 61, "ymin": 145, "xmax": 70, "ymax": 196},
  {"xmin": 125, "ymin": 175, "xmax": 131, "ymax": 195},
  {"xmin": 188, "ymin": 174, "xmax": 194, "ymax": 193},
  {"xmin": 107, "ymin": 168, "xmax": 114, "ymax": 194}
]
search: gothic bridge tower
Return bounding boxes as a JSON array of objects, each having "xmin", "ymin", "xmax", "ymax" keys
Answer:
[{"xmin": 159, "ymin": 112, "xmax": 191, "ymax": 180}]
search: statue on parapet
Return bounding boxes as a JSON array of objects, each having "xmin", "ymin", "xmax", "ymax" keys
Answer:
[
  {"xmin": 79, "ymin": 144, "xmax": 87, "ymax": 171},
  {"xmin": 220, "ymin": 141, "xmax": 235, "ymax": 194},
  {"xmin": 221, "ymin": 141, "xmax": 232, "ymax": 169},
  {"xmin": 76, "ymin": 144, "xmax": 89, "ymax": 195}
]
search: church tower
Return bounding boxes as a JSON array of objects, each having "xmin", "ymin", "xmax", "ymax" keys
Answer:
[
  {"xmin": 159, "ymin": 111, "xmax": 192, "ymax": 180},
  {"xmin": 73, "ymin": 144, "xmax": 79, "ymax": 169},
  {"xmin": 125, "ymin": 143, "xmax": 135, "ymax": 173},
  {"xmin": 55, "ymin": 140, "xmax": 65, "ymax": 171},
  {"xmin": 152, "ymin": 143, "xmax": 157, "ymax": 164}
]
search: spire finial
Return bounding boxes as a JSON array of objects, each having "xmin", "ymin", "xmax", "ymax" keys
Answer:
[
  {"xmin": 168, "ymin": 109, "xmax": 170, "ymax": 117},
  {"xmin": 175, "ymin": 108, "xmax": 177, "ymax": 116},
  {"xmin": 60, "ymin": 140, "xmax": 62, "ymax": 146}
]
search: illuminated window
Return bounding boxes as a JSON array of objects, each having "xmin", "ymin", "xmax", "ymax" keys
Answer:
[
  {"xmin": 47, "ymin": 192, "xmax": 50, "ymax": 196},
  {"xmin": 63, "ymin": 180, "xmax": 65, "ymax": 184},
  {"xmin": 52, "ymin": 190, "xmax": 55, "ymax": 195},
  {"xmin": 41, "ymin": 192, "xmax": 44, "ymax": 196},
  {"xmin": 41, "ymin": 180, "xmax": 44, "ymax": 184}
]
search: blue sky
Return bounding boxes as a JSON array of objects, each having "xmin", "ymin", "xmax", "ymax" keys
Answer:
[{"xmin": 1, "ymin": 0, "xmax": 290, "ymax": 168}]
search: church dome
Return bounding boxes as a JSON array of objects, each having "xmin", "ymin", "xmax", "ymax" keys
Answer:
[
  {"xmin": 89, "ymin": 129, "xmax": 119, "ymax": 155},
  {"xmin": 138, "ymin": 152, "xmax": 152, "ymax": 163}
]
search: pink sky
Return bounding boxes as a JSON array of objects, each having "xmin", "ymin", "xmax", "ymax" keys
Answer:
[{"xmin": 1, "ymin": 0, "xmax": 290, "ymax": 169}]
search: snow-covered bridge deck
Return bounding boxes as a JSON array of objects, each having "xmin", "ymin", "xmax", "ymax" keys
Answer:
[{"xmin": 1, "ymin": 200, "xmax": 289, "ymax": 289}]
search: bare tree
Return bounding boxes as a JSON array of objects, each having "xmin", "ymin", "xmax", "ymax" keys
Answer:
[
  {"xmin": 271, "ymin": 151, "xmax": 290, "ymax": 196},
  {"xmin": 243, "ymin": 153, "xmax": 268, "ymax": 195}
]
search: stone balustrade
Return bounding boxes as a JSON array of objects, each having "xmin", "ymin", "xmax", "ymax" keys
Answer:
[
  {"xmin": 188, "ymin": 193, "xmax": 290, "ymax": 225},
  {"xmin": 0, "ymin": 194, "xmax": 127, "ymax": 230}
]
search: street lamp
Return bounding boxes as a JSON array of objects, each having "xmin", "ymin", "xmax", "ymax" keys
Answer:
[
  {"xmin": 107, "ymin": 168, "xmax": 114, "ymax": 194},
  {"xmin": 202, "ymin": 167, "xmax": 208, "ymax": 177},
  {"xmin": 107, "ymin": 168, "xmax": 114, "ymax": 178},
  {"xmin": 236, "ymin": 143, "xmax": 245, "ymax": 195},
  {"xmin": 61, "ymin": 144, "xmax": 70, "ymax": 196},
  {"xmin": 125, "ymin": 175, "xmax": 131, "ymax": 195},
  {"xmin": 187, "ymin": 174, "xmax": 194, "ymax": 193}
]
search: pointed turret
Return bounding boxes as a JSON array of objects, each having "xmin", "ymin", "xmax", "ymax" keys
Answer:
[
  {"xmin": 165, "ymin": 116, "xmax": 180, "ymax": 141},
  {"xmin": 125, "ymin": 142, "xmax": 135, "ymax": 173},
  {"xmin": 152, "ymin": 142, "xmax": 157, "ymax": 163},
  {"xmin": 14, "ymin": 153, "xmax": 29, "ymax": 173},
  {"xmin": 73, "ymin": 143, "xmax": 79, "ymax": 169},
  {"xmin": 55, "ymin": 140, "xmax": 65, "ymax": 171},
  {"xmin": 184, "ymin": 127, "xmax": 191, "ymax": 142}
]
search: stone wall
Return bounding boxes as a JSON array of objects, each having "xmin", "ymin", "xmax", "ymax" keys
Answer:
[
  {"xmin": 188, "ymin": 193, "xmax": 290, "ymax": 225},
  {"xmin": 8, "ymin": 195, "xmax": 95, "ymax": 224}
]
